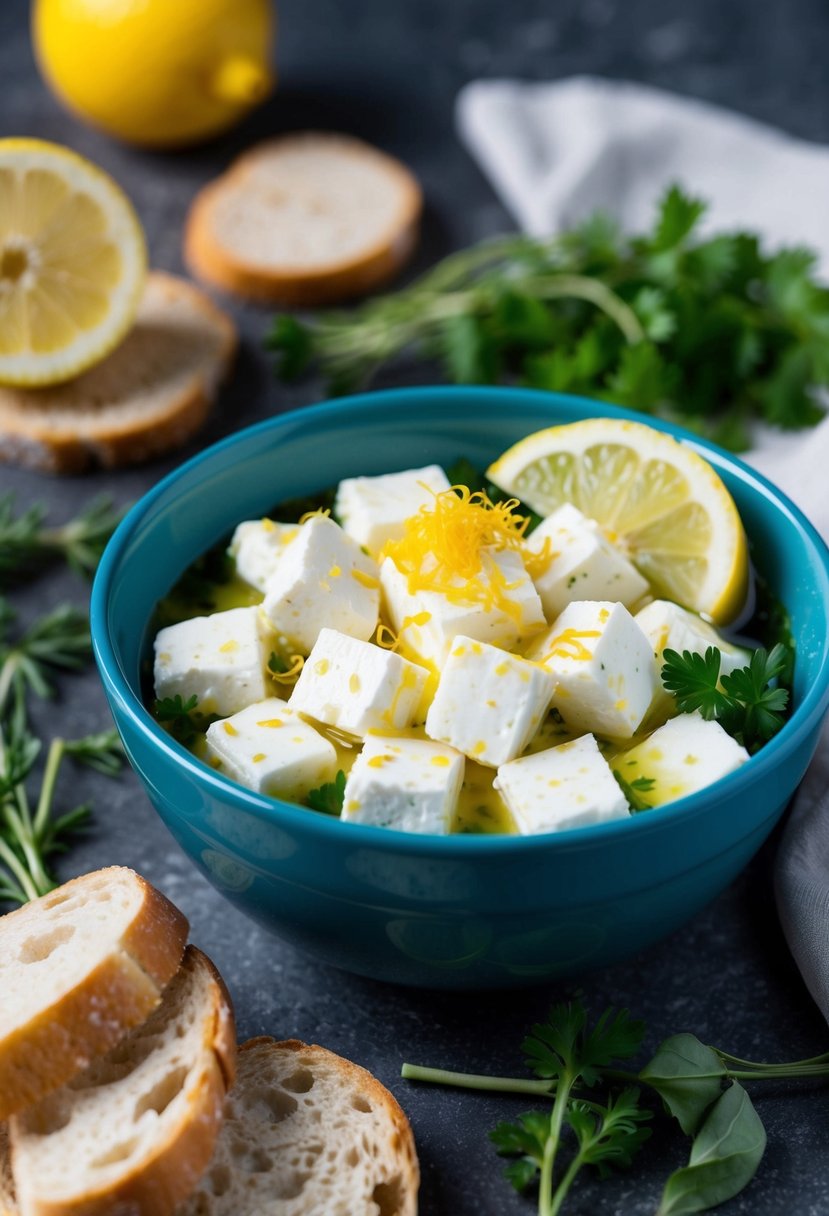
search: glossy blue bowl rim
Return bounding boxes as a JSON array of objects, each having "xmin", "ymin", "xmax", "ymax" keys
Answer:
[{"xmin": 92, "ymin": 386, "xmax": 829, "ymax": 856}]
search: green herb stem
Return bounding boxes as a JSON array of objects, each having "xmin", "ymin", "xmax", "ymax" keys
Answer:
[
  {"xmin": 522, "ymin": 274, "xmax": 646, "ymax": 344},
  {"xmin": 548, "ymin": 1151, "xmax": 585, "ymax": 1216},
  {"xmin": 34, "ymin": 738, "xmax": 65, "ymax": 841},
  {"xmin": 539, "ymin": 1072, "xmax": 574, "ymax": 1216},
  {"xmin": 400, "ymin": 1064, "xmax": 553, "ymax": 1096}
]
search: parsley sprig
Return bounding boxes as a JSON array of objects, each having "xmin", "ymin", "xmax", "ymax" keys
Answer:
[
  {"xmin": 270, "ymin": 185, "xmax": 829, "ymax": 450},
  {"xmin": 403, "ymin": 998, "xmax": 829, "ymax": 1214},
  {"xmin": 306, "ymin": 769, "xmax": 346, "ymax": 815},
  {"xmin": 661, "ymin": 644, "xmax": 791, "ymax": 752}
]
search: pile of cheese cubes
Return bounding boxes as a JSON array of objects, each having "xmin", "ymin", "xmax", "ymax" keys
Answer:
[{"xmin": 153, "ymin": 465, "xmax": 751, "ymax": 836}]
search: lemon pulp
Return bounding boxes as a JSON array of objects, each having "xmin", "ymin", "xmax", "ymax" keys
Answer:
[
  {"xmin": 487, "ymin": 419, "xmax": 749, "ymax": 624},
  {"xmin": 0, "ymin": 139, "xmax": 146, "ymax": 386}
]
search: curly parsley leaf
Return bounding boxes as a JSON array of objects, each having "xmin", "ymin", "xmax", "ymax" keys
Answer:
[
  {"xmin": 661, "ymin": 644, "xmax": 791, "ymax": 752},
  {"xmin": 307, "ymin": 769, "xmax": 346, "ymax": 816},
  {"xmin": 155, "ymin": 694, "xmax": 201, "ymax": 745},
  {"xmin": 523, "ymin": 1001, "xmax": 646, "ymax": 1087},
  {"xmin": 565, "ymin": 1087, "xmax": 652, "ymax": 1179}
]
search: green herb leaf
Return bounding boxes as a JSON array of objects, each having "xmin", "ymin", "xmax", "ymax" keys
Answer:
[
  {"xmin": 523, "ymin": 1001, "xmax": 645, "ymax": 1087},
  {"xmin": 652, "ymin": 185, "xmax": 707, "ymax": 251},
  {"xmin": 154, "ymin": 694, "xmax": 201, "ymax": 745},
  {"xmin": 64, "ymin": 730, "xmax": 125, "ymax": 777},
  {"xmin": 565, "ymin": 1087, "xmax": 652, "ymax": 1178},
  {"xmin": 306, "ymin": 769, "xmax": 346, "ymax": 816},
  {"xmin": 640, "ymin": 1034, "xmax": 727, "ymax": 1135},
  {"xmin": 490, "ymin": 1110, "xmax": 549, "ymax": 1192},
  {"xmin": 0, "ymin": 494, "xmax": 124, "ymax": 585},
  {"xmin": 613, "ymin": 770, "xmax": 656, "ymax": 813},
  {"xmin": 661, "ymin": 647, "xmax": 724, "ymax": 719},
  {"xmin": 657, "ymin": 1082, "xmax": 766, "ymax": 1215},
  {"xmin": 268, "ymin": 314, "xmax": 314, "ymax": 380}
]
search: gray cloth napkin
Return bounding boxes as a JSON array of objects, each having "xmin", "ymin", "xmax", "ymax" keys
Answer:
[{"xmin": 456, "ymin": 75, "xmax": 829, "ymax": 1019}]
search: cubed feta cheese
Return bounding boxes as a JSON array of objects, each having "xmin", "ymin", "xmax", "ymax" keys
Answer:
[
  {"xmin": 205, "ymin": 697, "xmax": 337, "ymax": 800},
  {"xmin": 424, "ymin": 635, "xmax": 556, "ymax": 766},
  {"xmin": 526, "ymin": 503, "xmax": 649, "ymax": 618},
  {"xmin": 229, "ymin": 519, "xmax": 300, "ymax": 592},
  {"xmin": 636, "ymin": 599, "xmax": 750, "ymax": 676},
  {"xmin": 614, "ymin": 711, "xmax": 749, "ymax": 806},
  {"xmin": 335, "ymin": 464, "xmax": 451, "ymax": 555},
  {"xmin": 154, "ymin": 606, "xmax": 273, "ymax": 718},
  {"xmin": 290, "ymin": 628, "xmax": 430, "ymax": 737},
  {"xmin": 495, "ymin": 734, "xmax": 629, "ymax": 833},
  {"xmin": 341, "ymin": 734, "xmax": 464, "ymax": 833},
  {"xmin": 527, "ymin": 601, "xmax": 657, "ymax": 738},
  {"xmin": 262, "ymin": 515, "xmax": 380, "ymax": 653},
  {"xmin": 380, "ymin": 548, "xmax": 546, "ymax": 669}
]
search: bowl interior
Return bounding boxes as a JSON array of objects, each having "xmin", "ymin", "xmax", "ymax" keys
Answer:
[{"xmin": 98, "ymin": 387, "xmax": 829, "ymax": 821}]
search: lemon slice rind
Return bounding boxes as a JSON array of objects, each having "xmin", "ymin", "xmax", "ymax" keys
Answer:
[{"xmin": 487, "ymin": 418, "xmax": 749, "ymax": 624}]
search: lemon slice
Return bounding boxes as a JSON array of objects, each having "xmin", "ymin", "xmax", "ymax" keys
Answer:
[
  {"xmin": 488, "ymin": 418, "xmax": 749, "ymax": 623},
  {"xmin": 0, "ymin": 139, "xmax": 146, "ymax": 386}
]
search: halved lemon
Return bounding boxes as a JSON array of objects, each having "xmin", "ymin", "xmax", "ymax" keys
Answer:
[
  {"xmin": 0, "ymin": 139, "xmax": 146, "ymax": 386},
  {"xmin": 488, "ymin": 418, "xmax": 749, "ymax": 623}
]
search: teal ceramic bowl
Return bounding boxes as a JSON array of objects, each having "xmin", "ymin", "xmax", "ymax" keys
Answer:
[{"xmin": 92, "ymin": 388, "xmax": 829, "ymax": 989}]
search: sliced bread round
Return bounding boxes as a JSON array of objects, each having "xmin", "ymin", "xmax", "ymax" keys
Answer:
[
  {"xmin": 0, "ymin": 867, "xmax": 188, "ymax": 1122},
  {"xmin": 9, "ymin": 946, "xmax": 236, "ymax": 1216},
  {"xmin": 179, "ymin": 1036, "xmax": 419, "ymax": 1216},
  {"xmin": 185, "ymin": 133, "xmax": 422, "ymax": 305},
  {"xmin": 0, "ymin": 272, "xmax": 237, "ymax": 473}
]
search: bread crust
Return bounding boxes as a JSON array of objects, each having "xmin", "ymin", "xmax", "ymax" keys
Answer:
[
  {"xmin": 10, "ymin": 947, "xmax": 236, "ymax": 1216},
  {"xmin": 184, "ymin": 133, "xmax": 422, "ymax": 305},
  {"xmin": 0, "ymin": 1125, "xmax": 16, "ymax": 1216},
  {"xmin": 0, "ymin": 868, "xmax": 188, "ymax": 1122},
  {"xmin": 0, "ymin": 272, "xmax": 237, "ymax": 474}
]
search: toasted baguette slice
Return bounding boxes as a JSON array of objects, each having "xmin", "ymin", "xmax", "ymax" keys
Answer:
[
  {"xmin": 180, "ymin": 1037, "xmax": 419, "ymax": 1216},
  {"xmin": 0, "ymin": 272, "xmax": 236, "ymax": 473},
  {"xmin": 9, "ymin": 946, "xmax": 236, "ymax": 1216},
  {"xmin": 185, "ymin": 133, "xmax": 422, "ymax": 305},
  {"xmin": 0, "ymin": 867, "xmax": 188, "ymax": 1122}
]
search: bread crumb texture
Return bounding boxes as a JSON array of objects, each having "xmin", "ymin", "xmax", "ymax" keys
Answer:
[{"xmin": 180, "ymin": 1037, "xmax": 419, "ymax": 1216}]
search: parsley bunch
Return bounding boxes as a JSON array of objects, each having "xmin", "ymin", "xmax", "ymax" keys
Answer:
[
  {"xmin": 403, "ymin": 998, "xmax": 829, "ymax": 1214},
  {"xmin": 661, "ymin": 644, "xmax": 791, "ymax": 753},
  {"xmin": 269, "ymin": 185, "xmax": 829, "ymax": 450}
]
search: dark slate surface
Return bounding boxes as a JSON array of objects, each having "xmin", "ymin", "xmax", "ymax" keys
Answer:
[{"xmin": 2, "ymin": 0, "xmax": 829, "ymax": 1211}]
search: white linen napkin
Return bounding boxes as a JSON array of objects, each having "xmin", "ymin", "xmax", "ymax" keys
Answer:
[{"xmin": 457, "ymin": 75, "xmax": 829, "ymax": 1018}]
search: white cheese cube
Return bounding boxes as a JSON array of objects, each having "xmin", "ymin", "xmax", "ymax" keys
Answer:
[
  {"xmin": 527, "ymin": 601, "xmax": 657, "ymax": 738},
  {"xmin": 380, "ymin": 548, "xmax": 546, "ymax": 669},
  {"xmin": 262, "ymin": 514, "xmax": 380, "ymax": 654},
  {"xmin": 495, "ymin": 734, "xmax": 629, "ymax": 833},
  {"xmin": 205, "ymin": 697, "xmax": 337, "ymax": 800},
  {"xmin": 527, "ymin": 503, "xmax": 649, "ymax": 618},
  {"xmin": 636, "ymin": 599, "xmax": 750, "ymax": 678},
  {"xmin": 229, "ymin": 519, "xmax": 300, "ymax": 592},
  {"xmin": 290, "ymin": 628, "xmax": 430, "ymax": 737},
  {"xmin": 341, "ymin": 735, "xmax": 464, "ymax": 833},
  {"xmin": 425, "ymin": 635, "xmax": 556, "ymax": 767},
  {"xmin": 335, "ymin": 464, "xmax": 452, "ymax": 555},
  {"xmin": 614, "ymin": 711, "xmax": 749, "ymax": 807},
  {"xmin": 154, "ymin": 606, "xmax": 273, "ymax": 718}
]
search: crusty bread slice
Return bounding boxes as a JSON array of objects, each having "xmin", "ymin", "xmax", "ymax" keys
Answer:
[
  {"xmin": 185, "ymin": 133, "xmax": 422, "ymax": 305},
  {"xmin": 0, "ymin": 867, "xmax": 188, "ymax": 1122},
  {"xmin": 0, "ymin": 1126, "xmax": 15, "ymax": 1216},
  {"xmin": 0, "ymin": 271, "xmax": 236, "ymax": 473},
  {"xmin": 179, "ymin": 1037, "xmax": 419, "ymax": 1216},
  {"xmin": 9, "ymin": 946, "xmax": 236, "ymax": 1216}
]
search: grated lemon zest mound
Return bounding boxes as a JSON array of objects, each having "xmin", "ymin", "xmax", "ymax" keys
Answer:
[{"xmin": 382, "ymin": 486, "xmax": 549, "ymax": 617}]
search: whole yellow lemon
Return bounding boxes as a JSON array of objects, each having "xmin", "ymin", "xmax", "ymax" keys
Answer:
[{"xmin": 32, "ymin": 0, "xmax": 275, "ymax": 149}]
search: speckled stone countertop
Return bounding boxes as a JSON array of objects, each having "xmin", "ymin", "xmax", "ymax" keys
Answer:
[{"xmin": 2, "ymin": 0, "xmax": 829, "ymax": 1210}]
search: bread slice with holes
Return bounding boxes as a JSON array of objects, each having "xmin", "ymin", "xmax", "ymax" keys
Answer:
[
  {"xmin": 8, "ymin": 945, "xmax": 236, "ymax": 1216},
  {"xmin": 0, "ymin": 867, "xmax": 188, "ymax": 1122},
  {"xmin": 0, "ymin": 271, "xmax": 236, "ymax": 473},
  {"xmin": 185, "ymin": 133, "xmax": 422, "ymax": 306},
  {"xmin": 179, "ymin": 1037, "xmax": 419, "ymax": 1216}
]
